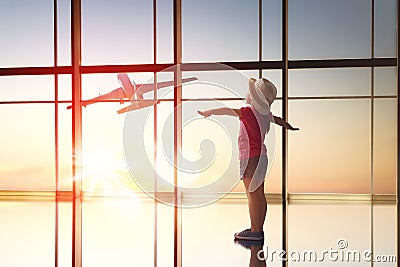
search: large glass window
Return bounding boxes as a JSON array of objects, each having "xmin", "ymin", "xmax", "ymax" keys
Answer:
[
  {"xmin": 374, "ymin": 67, "xmax": 397, "ymax": 96},
  {"xmin": 289, "ymin": 204, "xmax": 372, "ymax": 260},
  {"xmin": 288, "ymin": 99, "xmax": 371, "ymax": 194},
  {"xmin": 0, "ymin": 0, "xmax": 54, "ymax": 67},
  {"xmin": 262, "ymin": 0, "xmax": 282, "ymax": 61},
  {"xmin": 81, "ymin": 74, "xmax": 139, "ymax": 193},
  {"xmin": 0, "ymin": 104, "xmax": 55, "ymax": 190},
  {"xmin": 0, "ymin": 75, "xmax": 54, "ymax": 101},
  {"xmin": 182, "ymin": 0, "xmax": 259, "ymax": 62},
  {"xmin": 183, "ymin": 202, "xmax": 282, "ymax": 266},
  {"xmin": 57, "ymin": 0, "xmax": 72, "ymax": 66},
  {"xmin": 82, "ymin": 198, "xmax": 154, "ymax": 266},
  {"xmin": 81, "ymin": 0, "xmax": 153, "ymax": 65},
  {"xmin": 289, "ymin": 68, "xmax": 371, "ymax": 97},
  {"xmin": 373, "ymin": 99, "xmax": 397, "ymax": 194},
  {"xmin": 375, "ymin": 0, "xmax": 397, "ymax": 58},
  {"xmin": 0, "ymin": 201, "xmax": 55, "ymax": 266},
  {"xmin": 157, "ymin": 0, "xmax": 173, "ymax": 63},
  {"xmin": 289, "ymin": 0, "xmax": 371, "ymax": 60},
  {"xmin": 0, "ymin": 1, "xmax": 398, "ymax": 267}
]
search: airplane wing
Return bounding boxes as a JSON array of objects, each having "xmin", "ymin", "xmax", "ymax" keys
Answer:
[
  {"xmin": 136, "ymin": 77, "xmax": 198, "ymax": 96},
  {"xmin": 117, "ymin": 100, "xmax": 157, "ymax": 114},
  {"xmin": 67, "ymin": 87, "xmax": 127, "ymax": 109},
  {"xmin": 66, "ymin": 75, "xmax": 197, "ymax": 112}
]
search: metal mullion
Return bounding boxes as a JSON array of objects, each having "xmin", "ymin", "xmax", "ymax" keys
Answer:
[
  {"xmin": 173, "ymin": 0, "xmax": 182, "ymax": 267},
  {"xmin": 0, "ymin": 66, "xmax": 72, "ymax": 76},
  {"xmin": 397, "ymin": 0, "xmax": 400, "ymax": 264},
  {"xmin": 282, "ymin": 1, "xmax": 288, "ymax": 267},
  {"xmin": 153, "ymin": 0, "xmax": 158, "ymax": 266},
  {"xmin": 0, "ymin": 58, "xmax": 398, "ymax": 77},
  {"xmin": 0, "ymin": 100, "xmax": 71, "ymax": 104},
  {"xmin": 288, "ymin": 58, "xmax": 396, "ymax": 69},
  {"xmin": 71, "ymin": 0, "xmax": 82, "ymax": 266},
  {"xmin": 53, "ymin": 0, "xmax": 59, "ymax": 267},
  {"xmin": 370, "ymin": 1, "xmax": 375, "ymax": 267},
  {"xmin": 370, "ymin": 0, "xmax": 375, "ymax": 266}
]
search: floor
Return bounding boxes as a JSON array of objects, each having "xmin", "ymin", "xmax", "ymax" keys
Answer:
[{"xmin": 0, "ymin": 197, "xmax": 397, "ymax": 267}]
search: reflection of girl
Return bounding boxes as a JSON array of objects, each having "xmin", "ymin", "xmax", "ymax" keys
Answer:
[{"xmin": 198, "ymin": 78, "xmax": 299, "ymax": 241}]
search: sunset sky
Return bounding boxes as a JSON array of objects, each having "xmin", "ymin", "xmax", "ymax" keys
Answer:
[{"xmin": 0, "ymin": 0, "xmax": 397, "ymax": 195}]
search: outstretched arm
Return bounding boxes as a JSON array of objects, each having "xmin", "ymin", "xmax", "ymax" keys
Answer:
[
  {"xmin": 198, "ymin": 107, "xmax": 241, "ymax": 118},
  {"xmin": 273, "ymin": 115, "xmax": 299, "ymax": 131}
]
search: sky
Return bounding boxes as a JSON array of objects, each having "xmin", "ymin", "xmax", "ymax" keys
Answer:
[{"xmin": 0, "ymin": 0, "xmax": 397, "ymax": 195}]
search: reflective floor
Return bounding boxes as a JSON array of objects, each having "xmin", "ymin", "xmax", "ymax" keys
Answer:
[{"xmin": 0, "ymin": 197, "xmax": 397, "ymax": 267}]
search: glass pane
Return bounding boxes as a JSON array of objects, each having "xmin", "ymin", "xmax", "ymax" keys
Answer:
[
  {"xmin": 157, "ymin": 0, "xmax": 173, "ymax": 63},
  {"xmin": 58, "ymin": 74, "xmax": 72, "ymax": 101},
  {"xmin": 59, "ymin": 103, "xmax": 72, "ymax": 191},
  {"xmin": 373, "ymin": 99, "xmax": 397, "ymax": 195},
  {"xmin": 82, "ymin": 0, "xmax": 153, "ymax": 65},
  {"xmin": 182, "ymin": 201, "xmax": 282, "ymax": 267},
  {"xmin": 82, "ymin": 197, "xmax": 154, "ymax": 266},
  {"xmin": 182, "ymin": 0, "xmax": 259, "ymax": 62},
  {"xmin": 263, "ymin": 69, "xmax": 282, "ymax": 98},
  {"xmin": 82, "ymin": 75, "xmax": 127, "ymax": 193},
  {"xmin": 262, "ymin": 0, "xmax": 282, "ymax": 60},
  {"xmin": 0, "ymin": 0, "xmax": 54, "ymax": 67},
  {"xmin": 375, "ymin": 0, "xmax": 397, "ymax": 58},
  {"xmin": 288, "ymin": 100, "xmax": 371, "ymax": 194},
  {"xmin": 58, "ymin": 201, "xmax": 72, "ymax": 267},
  {"xmin": 0, "ymin": 104, "xmax": 55, "ymax": 190},
  {"xmin": 57, "ymin": 0, "xmax": 71, "ymax": 66},
  {"xmin": 0, "ymin": 75, "xmax": 54, "ymax": 101},
  {"xmin": 82, "ymin": 72, "xmax": 153, "ymax": 100},
  {"xmin": 154, "ymin": 101, "xmax": 174, "ymax": 194},
  {"xmin": 182, "ymin": 70, "xmax": 258, "ymax": 100},
  {"xmin": 178, "ymin": 98, "xmax": 281, "ymax": 195},
  {"xmin": 0, "ymin": 201, "xmax": 55, "ymax": 267},
  {"xmin": 81, "ymin": 73, "xmax": 161, "ymax": 194},
  {"xmin": 180, "ymin": 100, "xmax": 242, "ymax": 197},
  {"xmin": 289, "ymin": 204, "xmax": 371, "ymax": 265},
  {"xmin": 373, "ymin": 205, "xmax": 397, "ymax": 267},
  {"xmin": 289, "ymin": 0, "xmax": 371, "ymax": 60},
  {"xmin": 289, "ymin": 68, "xmax": 371, "ymax": 97},
  {"xmin": 156, "ymin": 203, "xmax": 174, "ymax": 267},
  {"xmin": 266, "ymin": 100, "xmax": 282, "ymax": 194},
  {"xmin": 82, "ymin": 102, "xmax": 134, "ymax": 194},
  {"xmin": 124, "ymin": 100, "xmax": 174, "ymax": 198},
  {"xmin": 374, "ymin": 67, "xmax": 397, "ymax": 96}
]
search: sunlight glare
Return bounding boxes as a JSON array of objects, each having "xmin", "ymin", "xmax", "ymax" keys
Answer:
[{"xmin": 81, "ymin": 144, "xmax": 131, "ymax": 195}]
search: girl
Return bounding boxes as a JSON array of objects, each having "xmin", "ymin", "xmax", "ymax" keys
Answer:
[{"xmin": 198, "ymin": 77, "xmax": 299, "ymax": 241}]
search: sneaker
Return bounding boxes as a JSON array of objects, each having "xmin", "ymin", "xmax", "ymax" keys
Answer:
[
  {"xmin": 234, "ymin": 228, "xmax": 264, "ymax": 241},
  {"xmin": 234, "ymin": 239, "xmax": 264, "ymax": 250}
]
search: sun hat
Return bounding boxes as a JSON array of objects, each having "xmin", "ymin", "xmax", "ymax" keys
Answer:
[{"xmin": 248, "ymin": 77, "xmax": 277, "ymax": 115}]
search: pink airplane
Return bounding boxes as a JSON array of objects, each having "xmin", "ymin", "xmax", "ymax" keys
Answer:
[{"xmin": 67, "ymin": 73, "xmax": 197, "ymax": 114}]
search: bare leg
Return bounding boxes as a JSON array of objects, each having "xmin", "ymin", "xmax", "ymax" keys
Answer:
[{"xmin": 242, "ymin": 178, "xmax": 267, "ymax": 232}]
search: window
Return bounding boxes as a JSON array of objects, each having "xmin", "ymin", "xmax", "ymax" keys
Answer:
[
  {"xmin": 182, "ymin": 0, "xmax": 259, "ymax": 62},
  {"xmin": 0, "ymin": 0, "xmax": 54, "ymax": 67},
  {"xmin": 289, "ymin": 0, "xmax": 371, "ymax": 60}
]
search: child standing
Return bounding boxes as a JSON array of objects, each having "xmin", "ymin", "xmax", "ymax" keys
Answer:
[{"xmin": 198, "ymin": 78, "xmax": 298, "ymax": 241}]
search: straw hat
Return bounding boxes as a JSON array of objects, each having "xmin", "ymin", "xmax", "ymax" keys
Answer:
[{"xmin": 248, "ymin": 78, "xmax": 277, "ymax": 115}]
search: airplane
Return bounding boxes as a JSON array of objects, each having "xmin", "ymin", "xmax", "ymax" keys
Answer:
[{"xmin": 67, "ymin": 73, "xmax": 198, "ymax": 114}]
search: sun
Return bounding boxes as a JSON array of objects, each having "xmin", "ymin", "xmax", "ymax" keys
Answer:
[{"xmin": 80, "ymin": 144, "xmax": 130, "ymax": 195}]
